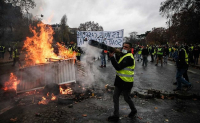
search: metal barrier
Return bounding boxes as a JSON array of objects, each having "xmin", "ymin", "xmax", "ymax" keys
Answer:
[{"xmin": 17, "ymin": 58, "xmax": 76, "ymax": 93}]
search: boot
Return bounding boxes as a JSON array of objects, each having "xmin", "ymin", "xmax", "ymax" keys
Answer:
[
  {"xmin": 128, "ymin": 110, "xmax": 137, "ymax": 118},
  {"xmin": 108, "ymin": 115, "xmax": 119, "ymax": 122}
]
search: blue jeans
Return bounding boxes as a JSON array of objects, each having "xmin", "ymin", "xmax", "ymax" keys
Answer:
[
  {"xmin": 101, "ymin": 54, "xmax": 106, "ymax": 66},
  {"xmin": 142, "ymin": 55, "xmax": 147, "ymax": 66},
  {"xmin": 137, "ymin": 54, "xmax": 142, "ymax": 60},
  {"xmin": 176, "ymin": 68, "xmax": 191, "ymax": 89}
]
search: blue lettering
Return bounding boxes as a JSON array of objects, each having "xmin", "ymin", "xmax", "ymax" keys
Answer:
[
  {"xmin": 116, "ymin": 32, "xmax": 120, "ymax": 38},
  {"xmin": 112, "ymin": 32, "xmax": 116, "ymax": 38},
  {"xmin": 78, "ymin": 38, "xmax": 84, "ymax": 46},
  {"xmin": 104, "ymin": 32, "xmax": 111, "ymax": 38}
]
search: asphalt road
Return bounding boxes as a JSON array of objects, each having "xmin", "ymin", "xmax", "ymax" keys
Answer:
[{"xmin": 0, "ymin": 56, "xmax": 200, "ymax": 123}]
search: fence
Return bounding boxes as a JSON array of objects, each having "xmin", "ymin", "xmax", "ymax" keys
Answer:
[{"xmin": 16, "ymin": 58, "xmax": 76, "ymax": 93}]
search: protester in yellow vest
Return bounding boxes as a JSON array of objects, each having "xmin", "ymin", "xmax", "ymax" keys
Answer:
[
  {"xmin": 0, "ymin": 45, "xmax": 5, "ymax": 59},
  {"xmin": 155, "ymin": 45, "xmax": 164, "ymax": 66},
  {"xmin": 12, "ymin": 48, "xmax": 22, "ymax": 67},
  {"xmin": 107, "ymin": 42, "xmax": 137, "ymax": 122},
  {"xmin": 173, "ymin": 45, "xmax": 192, "ymax": 91},
  {"xmin": 137, "ymin": 46, "xmax": 143, "ymax": 61}
]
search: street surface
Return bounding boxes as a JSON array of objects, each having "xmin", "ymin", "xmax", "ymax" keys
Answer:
[{"xmin": 0, "ymin": 55, "xmax": 200, "ymax": 123}]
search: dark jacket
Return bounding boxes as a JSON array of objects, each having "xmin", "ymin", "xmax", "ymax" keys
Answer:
[
  {"xmin": 176, "ymin": 48, "xmax": 188, "ymax": 69},
  {"xmin": 142, "ymin": 48, "xmax": 149, "ymax": 56},
  {"xmin": 164, "ymin": 48, "xmax": 169, "ymax": 56},
  {"xmin": 110, "ymin": 51, "xmax": 134, "ymax": 89},
  {"xmin": 193, "ymin": 46, "xmax": 199, "ymax": 58}
]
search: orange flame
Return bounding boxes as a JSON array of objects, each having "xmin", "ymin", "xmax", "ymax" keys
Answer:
[
  {"xmin": 23, "ymin": 22, "xmax": 77, "ymax": 66},
  {"xmin": 38, "ymin": 96, "xmax": 49, "ymax": 105},
  {"xmin": 51, "ymin": 93, "xmax": 56, "ymax": 100},
  {"xmin": 59, "ymin": 86, "xmax": 73, "ymax": 94},
  {"xmin": 47, "ymin": 92, "xmax": 49, "ymax": 96},
  {"xmin": 56, "ymin": 42, "xmax": 76, "ymax": 59},
  {"xmin": 3, "ymin": 73, "xmax": 20, "ymax": 91}
]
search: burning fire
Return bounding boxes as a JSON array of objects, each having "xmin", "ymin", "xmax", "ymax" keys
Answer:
[
  {"xmin": 60, "ymin": 86, "xmax": 73, "ymax": 94},
  {"xmin": 38, "ymin": 96, "xmax": 49, "ymax": 105},
  {"xmin": 2, "ymin": 73, "xmax": 20, "ymax": 91},
  {"xmin": 38, "ymin": 93, "xmax": 56, "ymax": 104},
  {"xmin": 56, "ymin": 42, "xmax": 76, "ymax": 59},
  {"xmin": 47, "ymin": 92, "xmax": 49, "ymax": 96},
  {"xmin": 51, "ymin": 93, "xmax": 56, "ymax": 100},
  {"xmin": 23, "ymin": 22, "xmax": 76, "ymax": 66}
]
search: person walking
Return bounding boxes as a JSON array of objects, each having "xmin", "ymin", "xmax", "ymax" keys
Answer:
[
  {"xmin": 99, "ymin": 49, "xmax": 107, "ymax": 68},
  {"xmin": 142, "ymin": 46, "xmax": 149, "ymax": 66},
  {"xmin": 0, "ymin": 45, "xmax": 5, "ymax": 59},
  {"xmin": 155, "ymin": 45, "xmax": 164, "ymax": 66},
  {"xmin": 12, "ymin": 47, "xmax": 22, "ymax": 67},
  {"xmin": 137, "ymin": 46, "xmax": 142, "ymax": 61},
  {"xmin": 150, "ymin": 46, "xmax": 154, "ymax": 62},
  {"xmin": 173, "ymin": 45, "xmax": 192, "ymax": 91},
  {"xmin": 8, "ymin": 45, "xmax": 13, "ymax": 60},
  {"xmin": 163, "ymin": 45, "xmax": 169, "ymax": 64},
  {"xmin": 76, "ymin": 47, "xmax": 82, "ymax": 61},
  {"xmin": 193, "ymin": 44, "xmax": 199, "ymax": 65},
  {"xmin": 108, "ymin": 42, "xmax": 137, "ymax": 122}
]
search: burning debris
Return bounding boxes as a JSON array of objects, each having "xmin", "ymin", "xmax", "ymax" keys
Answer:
[
  {"xmin": 51, "ymin": 93, "xmax": 56, "ymax": 101},
  {"xmin": 38, "ymin": 96, "xmax": 49, "ymax": 105},
  {"xmin": 60, "ymin": 86, "xmax": 73, "ymax": 95},
  {"xmin": 2, "ymin": 73, "xmax": 20, "ymax": 91},
  {"xmin": 22, "ymin": 22, "xmax": 76, "ymax": 66}
]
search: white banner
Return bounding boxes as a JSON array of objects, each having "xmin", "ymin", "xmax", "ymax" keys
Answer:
[{"xmin": 77, "ymin": 29, "xmax": 124, "ymax": 47}]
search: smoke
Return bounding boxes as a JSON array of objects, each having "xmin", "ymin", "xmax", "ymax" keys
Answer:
[
  {"xmin": 29, "ymin": 0, "xmax": 47, "ymax": 16},
  {"xmin": 78, "ymin": 44, "xmax": 113, "ymax": 89}
]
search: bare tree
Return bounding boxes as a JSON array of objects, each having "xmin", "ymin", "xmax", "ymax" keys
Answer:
[
  {"xmin": 59, "ymin": 14, "xmax": 70, "ymax": 44},
  {"xmin": 78, "ymin": 21, "xmax": 103, "ymax": 31}
]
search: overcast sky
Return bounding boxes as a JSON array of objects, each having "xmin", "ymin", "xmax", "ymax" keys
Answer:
[{"xmin": 29, "ymin": 0, "xmax": 167, "ymax": 37}]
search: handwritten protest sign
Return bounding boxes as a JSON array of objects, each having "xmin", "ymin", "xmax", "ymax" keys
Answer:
[{"xmin": 77, "ymin": 29, "xmax": 124, "ymax": 47}]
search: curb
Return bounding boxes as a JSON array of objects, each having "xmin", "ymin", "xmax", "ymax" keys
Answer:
[{"xmin": 105, "ymin": 85, "xmax": 200, "ymax": 100}]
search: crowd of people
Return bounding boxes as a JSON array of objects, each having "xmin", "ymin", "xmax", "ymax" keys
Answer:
[
  {"xmin": 1, "ymin": 42, "xmax": 199, "ymax": 122},
  {"xmin": 133, "ymin": 43, "xmax": 200, "ymax": 67}
]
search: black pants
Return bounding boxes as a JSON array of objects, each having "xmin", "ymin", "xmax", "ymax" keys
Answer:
[
  {"xmin": 113, "ymin": 86, "xmax": 137, "ymax": 116},
  {"xmin": 194, "ymin": 57, "xmax": 198, "ymax": 65},
  {"xmin": 183, "ymin": 69, "xmax": 189, "ymax": 82},
  {"xmin": 76, "ymin": 56, "xmax": 80, "ymax": 61},
  {"xmin": 151, "ymin": 54, "xmax": 154, "ymax": 62},
  {"xmin": 9, "ymin": 51, "xmax": 12, "ymax": 59},
  {"xmin": 13, "ymin": 57, "xmax": 21, "ymax": 66}
]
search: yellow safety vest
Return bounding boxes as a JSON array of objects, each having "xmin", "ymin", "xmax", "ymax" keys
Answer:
[
  {"xmin": 116, "ymin": 53, "xmax": 135, "ymax": 82},
  {"xmin": 157, "ymin": 48, "xmax": 163, "ymax": 55},
  {"xmin": 169, "ymin": 48, "xmax": 171, "ymax": 52},
  {"xmin": 182, "ymin": 48, "xmax": 188, "ymax": 64},
  {"xmin": 13, "ymin": 49, "xmax": 19, "ymax": 58},
  {"xmin": 76, "ymin": 49, "xmax": 81, "ymax": 56},
  {"xmin": 138, "ymin": 48, "xmax": 142, "ymax": 54}
]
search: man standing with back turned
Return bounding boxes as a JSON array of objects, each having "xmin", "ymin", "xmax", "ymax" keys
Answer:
[{"xmin": 108, "ymin": 42, "xmax": 137, "ymax": 122}]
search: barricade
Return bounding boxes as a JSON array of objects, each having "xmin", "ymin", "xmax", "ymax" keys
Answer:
[{"xmin": 17, "ymin": 58, "xmax": 76, "ymax": 93}]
